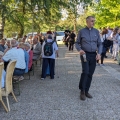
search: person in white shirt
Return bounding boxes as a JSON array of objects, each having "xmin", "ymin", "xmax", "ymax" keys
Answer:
[
  {"xmin": 41, "ymin": 35, "xmax": 58, "ymax": 79},
  {"xmin": 107, "ymin": 27, "xmax": 113, "ymax": 55},
  {"xmin": 117, "ymin": 28, "xmax": 120, "ymax": 45},
  {"xmin": 110, "ymin": 28, "xmax": 119, "ymax": 61},
  {"xmin": 0, "ymin": 39, "xmax": 26, "ymax": 76}
]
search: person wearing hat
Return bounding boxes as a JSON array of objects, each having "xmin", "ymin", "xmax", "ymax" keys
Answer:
[{"xmin": 41, "ymin": 34, "xmax": 59, "ymax": 80}]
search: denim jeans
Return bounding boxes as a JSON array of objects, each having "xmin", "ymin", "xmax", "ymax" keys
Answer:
[{"xmin": 13, "ymin": 68, "xmax": 25, "ymax": 76}]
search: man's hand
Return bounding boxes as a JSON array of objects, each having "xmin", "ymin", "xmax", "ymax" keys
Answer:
[
  {"xmin": 79, "ymin": 50, "xmax": 85, "ymax": 55},
  {"xmin": 57, "ymin": 54, "xmax": 59, "ymax": 58},
  {"xmin": 0, "ymin": 59, "xmax": 4, "ymax": 62},
  {"xmin": 56, "ymin": 51, "xmax": 59, "ymax": 57},
  {"xmin": 96, "ymin": 54, "xmax": 101, "ymax": 60}
]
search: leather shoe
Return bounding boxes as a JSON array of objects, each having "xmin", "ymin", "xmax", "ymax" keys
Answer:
[
  {"xmin": 85, "ymin": 92, "xmax": 93, "ymax": 98},
  {"xmin": 80, "ymin": 91, "xmax": 86, "ymax": 101}
]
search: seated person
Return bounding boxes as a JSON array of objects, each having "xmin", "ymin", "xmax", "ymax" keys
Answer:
[
  {"xmin": 32, "ymin": 37, "xmax": 42, "ymax": 60},
  {"xmin": 0, "ymin": 39, "xmax": 26, "ymax": 76},
  {"xmin": 4, "ymin": 40, "xmax": 11, "ymax": 49},
  {"xmin": 0, "ymin": 51, "xmax": 4, "ymax": 59},
  {"xmin": 18, "ymin": 42, "xmax": 29, "ymax": 73},
  {"xmin": 4, "ymin": 40, "xmax": 11, "ymax": 54},
  {"xmin": 0, "ymin": 39, "xmax": 6, "ymax": 52},
  {"xmin": 24, "ymin": 43, "xmax": 33, "ymax": 70}
]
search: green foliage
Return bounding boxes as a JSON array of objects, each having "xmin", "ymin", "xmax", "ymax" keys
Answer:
[
  {"xmin": 0, "ymin": 0, "xmax": 96, "ymax": 38},
  {"xmin": 93, "ymin": 0, "xmax": 120, "ymax": 28},
  {"xmin": 1, "ymin": 0, "xmax": 68, "ymax": 38}
]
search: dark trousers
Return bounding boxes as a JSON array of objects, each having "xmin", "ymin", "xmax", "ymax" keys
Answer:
[
  {"xmin": 69, "ymin": 42, "xmax": 74, "ymax": 51},
  {"xmin": 13, "ymin": 68, "xmax": 25, "ymax": 76},
  {"xmin": 79, "ymin": 52, "xmax": 96, "ymax": 92},
  {"xmin": 97, "ymin": 47, "xmax": 107, "ymax": 64},
  {"xmin": 65, "ymin": 42, "xmax": 68, "ymax": 47},
  {"xmin": 97, "ymin": 52, "xmax": 105, "ymax": 64},
  {"xmin": 41, "ymin": 58, "xmax": 55, "ymax": 79},
  {"xmin": 110, "ymin": 44, "xmax": 113, "ymax": 54}
]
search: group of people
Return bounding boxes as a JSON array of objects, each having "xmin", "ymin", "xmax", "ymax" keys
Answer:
[
  {"xmin": 0, "ymin": 31, "xmax": 59, "ymax": 88},
  {"xmin": 27, "ymin": 30, "xmax": 57, "ymax": 46},
  {"xmin": 97, "ymin": 27, "xmax": 120, "ymax": 66},
  {"xmin": 1, "ymin": 16, "xmax": 119, "ymax": 102},
  {"xmin": 64, "ymin": 29, "xmax": 76, "ymax": 51}
]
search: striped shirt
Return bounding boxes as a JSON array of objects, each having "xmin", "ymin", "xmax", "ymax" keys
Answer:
[{"xmin": 2, "ymin": 47, "xmax": 26, "ymax": 69}]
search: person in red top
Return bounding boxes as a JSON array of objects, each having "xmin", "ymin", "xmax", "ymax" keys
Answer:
[{"xmin": 24, "ymin": 43, "xmax": 33, "ymax": 70}]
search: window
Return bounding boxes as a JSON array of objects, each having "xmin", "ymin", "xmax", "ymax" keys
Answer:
[{"xmin": 56, "ymin": 32, "xmax": 64, "ymax": 36}]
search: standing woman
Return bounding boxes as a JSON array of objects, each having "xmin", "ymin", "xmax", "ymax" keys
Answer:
[
  {"xmin": 97, "ymin": 28, "xmax": 109, "ymax": 66},
  {"xmin": 116, "ymin": 28, "xmax": 120, "ymax": 64},
  {"xmin": 111, "ymin": 28, "xmax": 119, "ymax": 61}
]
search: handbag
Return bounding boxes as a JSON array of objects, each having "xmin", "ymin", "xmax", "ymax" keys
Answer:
[{"xmin": 103, "ymin": 34, "xmax": 112, "ymax": 48}]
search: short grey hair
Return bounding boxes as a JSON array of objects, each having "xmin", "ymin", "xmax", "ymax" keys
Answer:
[
  {"xmin": 86, "ymin": 16, "xmax": 95, "ymax": 20},
  {"xmin": 18, "ymin": 38, "xmax": 23, "ymax": 42},
  {"xmin": 6, "ymin": 40, "xmax": 11, "ymax": 42},
  {"xmin": 11, "ymin": 40, "xmax": 18, "ymax": 47},
  {"xmin": 24, "ymin": 43, "xmax": 31, "ymax": 48}
]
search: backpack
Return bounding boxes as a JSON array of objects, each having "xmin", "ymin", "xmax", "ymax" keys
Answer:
[
  {"xmin": 103, "ymin": 34, "xmax": 113, "ymax": 48},
  {"xmin": 44, "ymin": 40, "xmax": 54, "ymax": 56}
]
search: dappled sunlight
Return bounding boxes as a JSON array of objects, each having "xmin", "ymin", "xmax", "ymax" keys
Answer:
[
  {"xmin": 65, "ymin": 57, "xmax": 73, "ymax": 59},
  {"xmin": 68, "ymin": 71, "xmax": 80, "ymax": 74},
  {"xmin": 94, "ymin": 74, "xmax": 108, "ymax": 77},
  {"xmin": 57, "ymin": 57, "xmax": 70, "ymax": 60},
  {"xmin": 66, "ymin": 52, "xmax": 78, "ymax": 55},
  {"xmin": 104, "ymin": 59, "xmax": 117, "ymax": 63}
]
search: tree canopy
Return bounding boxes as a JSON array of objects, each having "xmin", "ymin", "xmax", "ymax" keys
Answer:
[{"xmin": 0, "ymin": 0, "xmax": 119, "ymax": 39}]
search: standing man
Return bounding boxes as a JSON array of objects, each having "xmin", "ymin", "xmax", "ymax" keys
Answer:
[{"xmin": 75, "ymin": 16, "xmax": 102, "ymax": 101}]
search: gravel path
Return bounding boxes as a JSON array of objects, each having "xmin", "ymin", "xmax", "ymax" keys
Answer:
[{"xmin": 0, "ymin": 46, "xmax": 120, "ymax": 120}]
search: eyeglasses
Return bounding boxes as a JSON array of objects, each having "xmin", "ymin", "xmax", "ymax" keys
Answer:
[{"xmin": 91, "ymin": 20, "xmax": 95, "ymax": 22}]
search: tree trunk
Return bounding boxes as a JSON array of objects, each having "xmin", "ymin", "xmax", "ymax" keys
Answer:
[
  {"xmin": 0, "ymin": 8, "xmax": 5, "ymax": 39},
  {"xmin": 18, "ymin": 25, "xmax": 24, "ymax": 38},
  {"xmin": 74, "ymin": 17, "xmax": 77, "ymax": 34}
]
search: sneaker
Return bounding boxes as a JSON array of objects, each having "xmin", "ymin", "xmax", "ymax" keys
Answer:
[
  {"xmin": 96, "ymin": 63, "xmax": 100, "ymax": 66},
  {"xmin": 100, "ymin": 64, "xmax": 105, "ymax": 66},
  {"xmin": 41, "ymin": 78, "xmax": 44, "ymax": 80},
  {"xmin": 19, "ymin": 76, "xmax": 24, "ymax": 81},
  {"xmin": 13, "ymin": 76, "xmax": 19, "ymax": 80},
  {"xmin": 114, "ymin": 59, "xmax": 117, "ymax": 61}
]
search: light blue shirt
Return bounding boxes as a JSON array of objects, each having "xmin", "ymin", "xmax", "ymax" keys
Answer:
[
  {"xmin": 24, "ymin": 50, "xmax": 29, "ymax": 73},
  {"xmin": 1, "ymin": 70, "xmax": 6, "ymax": 88},
  {"xmin": 2, "ymin": 48, "xmax": 26, "ymax": 69},
  {"xmin": 42, "ymin": 39, "xmax": 58, "ymax": 59}
]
